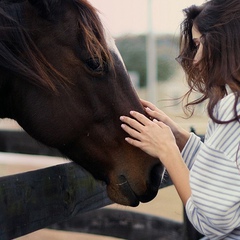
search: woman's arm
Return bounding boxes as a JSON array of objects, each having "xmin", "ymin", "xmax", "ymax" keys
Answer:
[{"xmin": 120, "ymin": 111, "xmax": 191, "ymax": 205}]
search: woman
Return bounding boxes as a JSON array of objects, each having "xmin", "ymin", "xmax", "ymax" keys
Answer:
[{"xmin": 120, "ymin": 0, "xmax": 240, "ymax": 239}]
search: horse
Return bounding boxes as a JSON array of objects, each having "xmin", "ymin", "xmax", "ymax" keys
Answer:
[{"xmin": 0, "ymin": 0, "xmax": 164, "ymax": 207}]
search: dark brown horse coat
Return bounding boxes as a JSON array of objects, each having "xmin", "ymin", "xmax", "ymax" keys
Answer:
[{"xmin": 0, "ymin": 0, "xmax": 163, "ymax": 206}]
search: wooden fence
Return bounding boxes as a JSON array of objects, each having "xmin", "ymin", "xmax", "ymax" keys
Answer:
[{"xmin": 0, "ymin": 130, "xmax": 204, "ymax": 240}]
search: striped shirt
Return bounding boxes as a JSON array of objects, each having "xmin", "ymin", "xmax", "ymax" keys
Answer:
[{"xmin": 182, "ymin": 93, "xmax": 240, "ymax": 239}]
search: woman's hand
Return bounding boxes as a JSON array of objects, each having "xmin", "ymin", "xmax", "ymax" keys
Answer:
[
  {"xmin": 140, "ymin": 99, "xmax": 180, "ymax": 137},
  {"xmin": 140, "ymin": 99, "xmax": 190, "ymax": 151},
  {"xmin": 120, "ymin": 110, "xmax": 191, "ymax": 205},
  {"xmin": 120, "ymin": 111, "xmax": 179, "ymax": 164}
]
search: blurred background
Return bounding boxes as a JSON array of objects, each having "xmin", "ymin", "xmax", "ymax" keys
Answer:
[
  {"xmin": 89, "ymin": 0, "xmax": 208, "ymax": 134},
  {"xmin": 1, "ymin": 1, "xmax": 207, "ymax": 239}
]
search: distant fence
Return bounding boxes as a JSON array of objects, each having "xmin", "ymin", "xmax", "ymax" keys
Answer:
[{"xmin": 0, "ymin": 130, "xmax": 204, "ymax": 240}]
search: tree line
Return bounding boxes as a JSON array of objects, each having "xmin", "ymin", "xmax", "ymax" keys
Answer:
[{"xmin": 116, "ymin": 34, "xmax": 180, "ymax": 87}]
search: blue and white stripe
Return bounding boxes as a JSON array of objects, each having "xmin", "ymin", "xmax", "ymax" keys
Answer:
[{"xmin": 182, "ymin": 93, "xmax": 240, "ymax": 239}]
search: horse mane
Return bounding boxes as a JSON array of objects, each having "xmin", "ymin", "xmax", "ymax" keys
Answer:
[{"xmin": 0, "ymin": 0, "xmax": 113, "ymax": 92}]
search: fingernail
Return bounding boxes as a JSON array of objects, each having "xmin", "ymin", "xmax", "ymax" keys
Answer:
[
  {"xmin": 120, "ymin": 116, "xmax": 124, "ymax": 120},
  {"xmin": 146, "ymin": 107, "xmax": 151, "ymax": 111}
]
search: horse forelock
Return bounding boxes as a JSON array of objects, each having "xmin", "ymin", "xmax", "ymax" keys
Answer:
[{"xmin": 73, "ymin": 0, "xmax": 114, "ymax": 71}]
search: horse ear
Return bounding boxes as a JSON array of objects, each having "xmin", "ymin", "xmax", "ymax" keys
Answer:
[{"xmin": 28, "ymin": 0, "xmax": 62, "ymax": 19}]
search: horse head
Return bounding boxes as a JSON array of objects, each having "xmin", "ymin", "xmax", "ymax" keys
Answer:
[{"xmin": 0, "ymin": 0, "xmax": 164, "ymax": 206}]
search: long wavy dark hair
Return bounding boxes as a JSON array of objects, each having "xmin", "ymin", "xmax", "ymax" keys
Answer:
[{"xmin": 178, "ymin": 0, "xmax": 240, "ymax": 123}]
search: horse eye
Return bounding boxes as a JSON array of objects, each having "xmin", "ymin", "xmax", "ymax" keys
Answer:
[{"xmin": 86, "ymin": 58, "xmax": 106, "ymax": 72}]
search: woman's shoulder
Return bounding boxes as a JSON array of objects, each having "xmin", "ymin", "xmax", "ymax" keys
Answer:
[
  {"xmin": 218, "ymin": 92, "xmax": 239, "ymax": 109},
  {"xmin": 206, "ymin": 93, "xmax": 239, "ymax": 161},
  {"xmin": 215, "ymin": 93, "xmax": 240, "ymax": 121}
]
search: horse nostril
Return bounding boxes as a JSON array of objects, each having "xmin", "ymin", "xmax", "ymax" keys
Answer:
[
  {"xmin": 150, "ymin": 164, "xmax": 163, "ymax": 189},
  {"xmin": 138, "ymin": 163, "xmax": 163, "ymax": 203}
]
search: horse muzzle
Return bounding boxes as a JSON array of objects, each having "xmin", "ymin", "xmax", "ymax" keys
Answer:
[{"xmin": 106, "ymin": 164, "xmax": 163, "ymax": 206}]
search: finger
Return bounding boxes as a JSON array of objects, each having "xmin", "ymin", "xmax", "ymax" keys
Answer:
[
  {"xmin": 124, "ymin": 137, "xmax": 143, "ymax": 148},
  {"xmin": 140, "ymin": 99, "xmax": 156, "ymax": 110},
  {"xmin": 120, "ymin": 115, "xmax": 144, "ymax": 132},
  {"xmin": 146, "ymin": 108, "xmax": 168, "ymax": 122},
  {"xmin": 145, "ymin": 108, "xmax": 161, "ymax": 119},
  {"xmin": 121, "ymin": 123, "xmax": 142, "ymax": 140},
  {"xmin": 129, "ymin": 111, "xmax": 152, "ymax": 126},
  {"xmin": 153, "ymin": 119, "xmax": 166, "ymax": 127}
]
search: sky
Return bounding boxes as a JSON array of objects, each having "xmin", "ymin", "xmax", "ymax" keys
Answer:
[{"xmin": 88, "ymin": 0, "xmax": 206, "ymax": 37}]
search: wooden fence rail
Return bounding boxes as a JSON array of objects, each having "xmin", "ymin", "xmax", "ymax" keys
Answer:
[
  {"xmin": 0, "ymin": 130, "xmax": 203, "ymax": 240},
  {"xmin": 50, "ymin": 208, "xmax": 183, "ymax": 240},
  {"xmin": 0, "ymin": 162, "xmax": 112, "ymax": 240}
]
